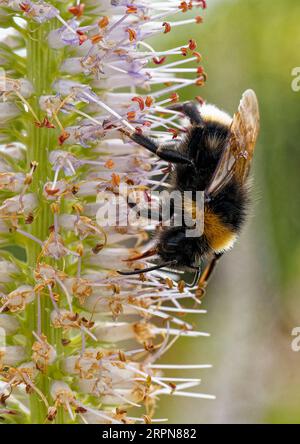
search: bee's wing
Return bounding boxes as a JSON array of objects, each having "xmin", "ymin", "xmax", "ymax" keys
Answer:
[{"xmin": 206, "ymin": 90, "xmax": 260, "ymax": 197}]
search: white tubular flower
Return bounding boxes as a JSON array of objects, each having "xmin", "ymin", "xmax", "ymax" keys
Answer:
[
  {"xmin": 0, "ymin": 0, "xmax": 212, "ymax": 425},
  {"xmin": 0, "ymin": 172, "xmax": 25, "ymax": 192},
  {"xmin": 0, "ymin": 102, "xmax": 20, "ymax": 123},
  {"xmin": 0, "ymin": 314, "xmax": 20, "ymax": 335},
  {"xmin": 0, "ymin": 143, "xmax": 26, "ymax": 161},
  {"xmin": 0, "ymin": 285, "xmax": 35, "ymax": 313},
  {"xmin": 0, "ymin": 193, "xmax": 37, "ymax": 215},
  {"xmin": 0, "ymin": 346, "xmax": 27, "ymax": 367},
  {"xmin": 1, "ymin": 78, "xmax": 34, "ymax": 98},
  {"xmin": 0, "ymin": 260, "xmax": 19, "ymax": 284}
]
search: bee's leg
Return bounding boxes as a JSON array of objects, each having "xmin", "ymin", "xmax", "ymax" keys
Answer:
[
  {"xmin": 129, "ymin": 132, "xmax": 193, "ymax": 166},
  {"xmin": 185, "ymin": 267, "xmax": 202, "ymax": 288},
  {"xmin": 182, "ymin": 102, "xmax": 204, "ymax": 125},
  {"xmin": 197, "ymin": 253, "xmax": 224, "ymax": 295},
  {"xmin": 170, "ymin": 101, "xmax": 204, "ymax": 125}
]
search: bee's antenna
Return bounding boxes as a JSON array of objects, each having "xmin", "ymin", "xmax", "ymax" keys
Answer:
[{"xmin": 117, "ymin": 260, "xmax": 177, "ymax": 276}]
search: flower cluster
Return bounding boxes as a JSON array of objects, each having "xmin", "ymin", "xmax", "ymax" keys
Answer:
[{"xmin": 0, "ymin": 0, "xmax": 213, "ymax": 424}]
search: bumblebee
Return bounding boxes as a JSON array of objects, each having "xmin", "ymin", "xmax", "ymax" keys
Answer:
[{"xmin": 119, "ymin": 90, "xmax": 260, "ymax": 289}]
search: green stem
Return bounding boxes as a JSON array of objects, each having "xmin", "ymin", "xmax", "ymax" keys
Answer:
[{"xmin": 26, "ymin": 19, "xmax": 62, "ymax": 424}]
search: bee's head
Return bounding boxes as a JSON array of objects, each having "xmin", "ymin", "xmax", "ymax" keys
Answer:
[
  {"xmin": 157, "ymin": 227, "xmax": 203, "ymax": 270},
  {"xmin": 117, "ymin": 228, "xmax": 205, "ymax": 276}
]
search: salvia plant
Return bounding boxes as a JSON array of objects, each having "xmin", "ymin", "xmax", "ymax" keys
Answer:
[{"xmin": 0, "ymin": 0, "xmax": 213, "ymax": 424}]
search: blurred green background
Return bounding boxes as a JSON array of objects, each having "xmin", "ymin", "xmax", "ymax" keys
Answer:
[{"xmin": 156, "ymin": 0, "xmax": 300, "ymax": 424}]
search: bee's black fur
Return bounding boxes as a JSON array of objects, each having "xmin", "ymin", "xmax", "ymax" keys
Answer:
[
  {"xmin": 121, "ymin": 102, "xmax": 254, "ymax": 274},
  {"xmin": 211, "ymin": 181, "xmax": 249, "ymax": 231},
  {"xmin": 157, "ymin": 121, "xmax": 250, "ymax": 269},
  {"xmin": 158, "ymin": 226, "xmax": 210, "ymax": 268},
  {"xmin": 173, "ymin": 122, "xmax": 230, "ymax": 191}
]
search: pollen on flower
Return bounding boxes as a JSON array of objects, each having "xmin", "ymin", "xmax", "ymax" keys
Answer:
[
  {"xmin": 104, "ymin": 159, "xmax": 115, "ymax": 169},
  {"xmin": 35, "ymin": 117, "xmax": 55, "ymax": 128},
  {"xmin": 168, "ymin": 129, "xmax": 179, "ymax": 139},
  {"xmin": 193, "ymin": 51, "xmax": 203, "ymax": 62},
  {"xmin": 111, "ymin": 173, "xmax": 121, "ymax": 187},
  {"xmin": 152, "ymin": 56, "xmax": 166, "ymax": 65},
  {"xmin": 126, "ymin": 6, "xmax": 138, "ymax": 14},
  {"xmin": 195, "ymin": 15, "xmax": 204, "ymax": 24},
  {"xmin": 98, "ymin": 16, "xmax": 109, "ymax": 29},
  {"xmin": 19, "ymin": 2, "xmax": 31, "ymax": 13},
  {"xmin": 145, "ymin": 96, "xmax": 154, "ymax": 107},
  {"xmin": 162, "ymin": 22, "xmax": 172, "ymax": 34},
  {"xmin": 196, "ymin": 74, "xmax": 207, "ymax": 86},
  {"xmin": 91, "ymin": 34, "xmax": 103, "ymax": 45},
  {"xmin": 181, "ymin": 47, "xmax": 188, "ymax": 56},
  {"xmin": 127, "ymin": 111, "xmax": 136, "ymax": 121},
  {"xmin": 198, "ymin": 0, "xmax": 207, "ymax": 9},
  {"xmin": 170, "ymin": 93, "xmax": 180, "ymax": 102},
  {"xmin": 132, "ymin": 96, "xmax": 145, "ymax": 111},
  {"xmin": 126, "ymin": 28, "xmax": 137, "ymax": 42},
  {"xmin": 58, "ymin": 131, "xmax": 70, "ymax": 145},
  {"xmin": 189, "ymin": 39, "xmax": 197, "ymax": 50},
  {"xmin": 68, "ymin": 4, "xmax": 85, "ymax": 18},
  {"xmin": 179, "ymin": 2, "xmax": 187, "ymax": 13}
]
